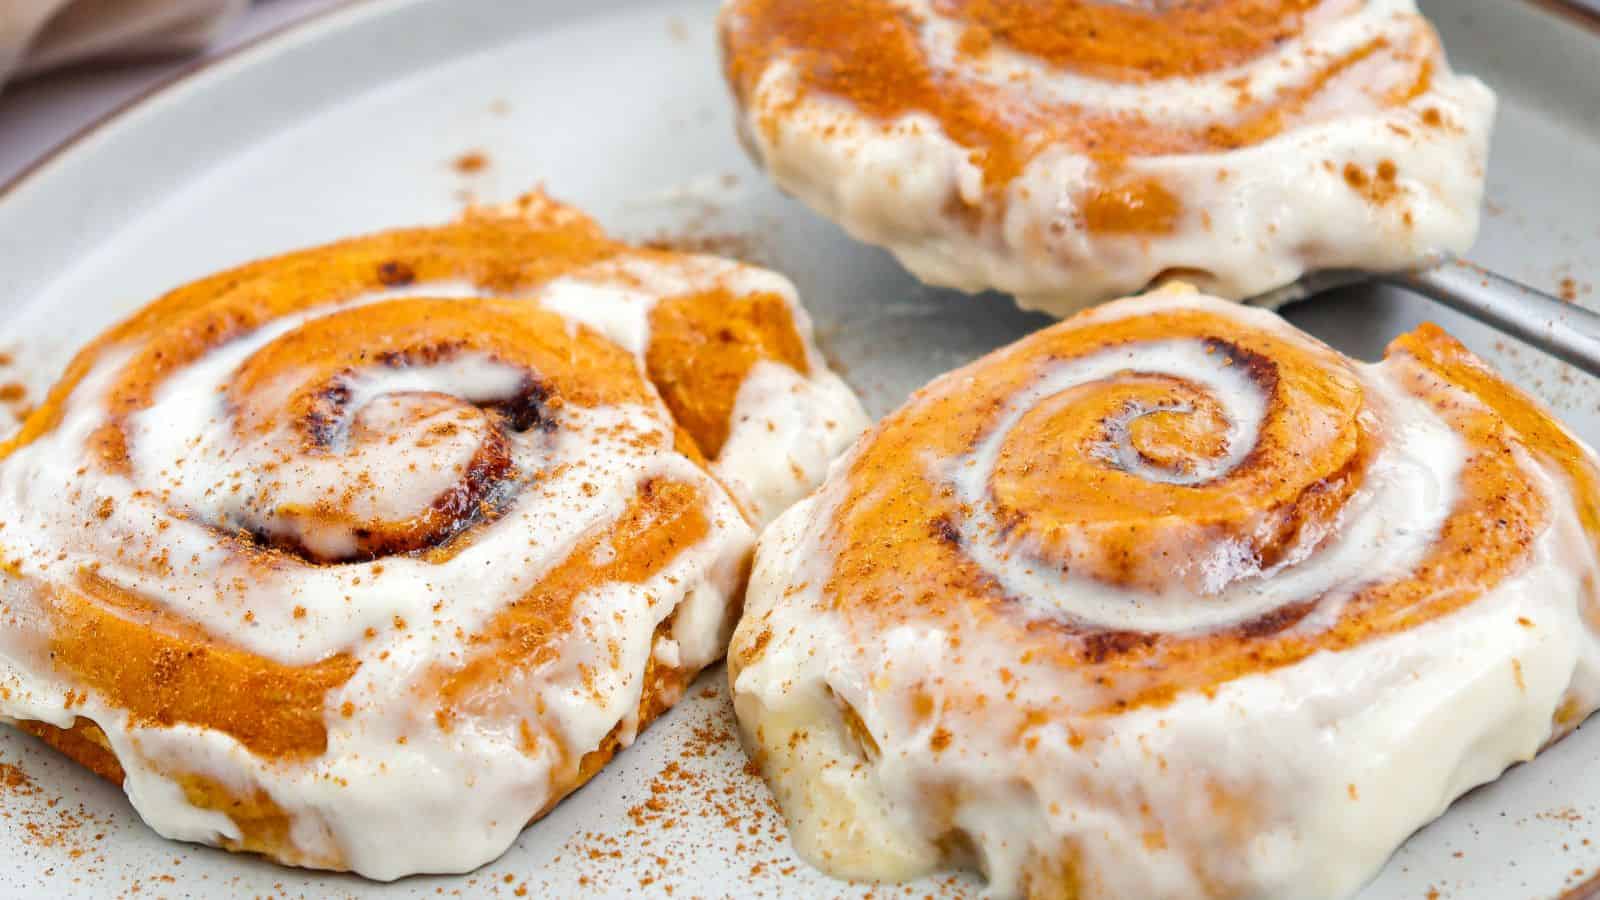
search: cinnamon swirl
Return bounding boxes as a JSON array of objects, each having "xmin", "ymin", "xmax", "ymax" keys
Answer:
[
  {"xmin": 730, "ymin": 283, "xmax": 1600, "ymax": 899},
  {"xmin": 720, "ymin": 0, "xmax": 1496, "ymax": 315},
  {"xmin": 0, "ymin": 194, "xmax": 867, "ymax": 877}
]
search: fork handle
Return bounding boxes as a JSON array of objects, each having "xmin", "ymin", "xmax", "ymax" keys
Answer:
[{"xmin": 1378, "ymin": 259, "xmax": 1600, "ymax": 378}]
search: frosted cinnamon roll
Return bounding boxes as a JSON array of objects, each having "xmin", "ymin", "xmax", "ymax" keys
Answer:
[
  {"xmin": 720, "ymin": 0, "xmax": 1496, "ymax": 315},
  {"xmin": 0, "ymin": 195, "xmax": 866, "ymax": 878},
  {"xmin": 731, "ymin": 283, "xmax": 1600, "ymax": 899}
]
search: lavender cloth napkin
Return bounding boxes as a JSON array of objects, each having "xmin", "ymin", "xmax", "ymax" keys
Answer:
[{"xmin": 0, "ymin": 0, "xmax": 246, "ymax": 89}]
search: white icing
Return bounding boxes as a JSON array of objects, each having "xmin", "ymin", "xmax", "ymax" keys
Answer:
[
  {"xmin": 732, "ymin": 292, "xmax": 1600, "ymax": 899},
  {"xmin": 0, "ymin": 248, "xmax": 866, "ymax": 878},
  {"xmin": 553, "ymin": 252, "xmax": 871, "ymax": 522},
  {"xmin": 138, "ymin": 344, "xmax": 533, "ymax": 561},
  {"xmin": 536, "ymin": 279, "xmax": 659, "ymax": 355},
  {"xmin": 726, "ymin": 0, "xmax": 1497, "ymax": 315},
  {"xmin": 950, "ymin": 339, "xmax": 1464, "ymax": 631},
  {"xmin": 963, "ymin": 339, "xmax": 1271, "ymax": 490},
  {"xmin": 716, "ymin": 362, "xmax": 871, "ymax": 525}
]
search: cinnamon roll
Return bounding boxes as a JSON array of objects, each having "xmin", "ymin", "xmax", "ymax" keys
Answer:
[
  {"xmin": 720, "ymin": 0, "xmax": 1496, "ymax": 315},
  {"xmin": 731, "ymin": 283, "xmax": 1600, "ymax": 899},
  {"xmin": 0, "ymin": 195, "xmax": 867, "ymax": 878}
]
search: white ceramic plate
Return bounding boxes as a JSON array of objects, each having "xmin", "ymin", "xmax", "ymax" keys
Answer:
[{"xmin": 1, "ymin": 0, "xmax": 1599, "ymax": 897}]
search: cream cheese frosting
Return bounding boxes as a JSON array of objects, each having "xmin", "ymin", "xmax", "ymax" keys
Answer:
[{"xmin": 721, "ymin": 0, "xmax": 1496, "ymax": 316}]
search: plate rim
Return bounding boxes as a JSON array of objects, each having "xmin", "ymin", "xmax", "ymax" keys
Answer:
[{"xmin": 3, "ymin": 0, "xmax": 1596, "ymax": 212}]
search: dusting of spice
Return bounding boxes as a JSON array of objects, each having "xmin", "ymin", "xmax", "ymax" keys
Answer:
[
  {"xmin": 0, "ymin": 758, "xmax": 35, "ymax": 794},
  {"xmin": 644, "ymin": 230, "xmax": 760, "ymax": 262},
  {"xmin": 549, "ymin": 679, "xmax": 979, "ymax": 897},
  {"xmin": 453, "ymin": 150, "xmax": 491, "ymax": 175},
  {"xmin": 1342, "ymin": 159, "xmax": 1404, "ymax": 206},
  {"xmin": 1559, "ymin": 278, "xmax": 1592, "ymax": 304},
  {"xmin": 722, "ymin": 0, "xmax": 1433, "ymax": 198},
  {"xmin": 0, "ymin": 752, "xmax": 117, "ymax": 872}
]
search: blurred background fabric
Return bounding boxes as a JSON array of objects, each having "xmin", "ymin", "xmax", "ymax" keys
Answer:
[
  {"xmin": 0, "ymin": 0, "xmax": 247, "ymax": 89},
  {"xmin": 0, "ymin": 0, "xmax": 330, "ymax": 184}
]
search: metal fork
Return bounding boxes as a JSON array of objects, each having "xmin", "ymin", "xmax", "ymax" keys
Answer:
[
  {"xmin": 1380, "ymin": 260, "xmax": 1600, "ymax": 376},
  {"xmin": 1263, "ymin": 259, "xmax": 1600, "ymax": 377}
]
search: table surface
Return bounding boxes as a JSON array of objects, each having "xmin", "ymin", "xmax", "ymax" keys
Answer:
[{"xmin": 0, "ymin": 0, "xmax": 342, "ymax": 187}]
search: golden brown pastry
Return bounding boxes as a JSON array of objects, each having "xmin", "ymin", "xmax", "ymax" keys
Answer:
[
  {"xmin": 0, "ymin": 194, "xmax": 867, "ymax": 878},
  {"xmin": 731, "ymin": 283, "xmax": 1600, "ymax": 899}
]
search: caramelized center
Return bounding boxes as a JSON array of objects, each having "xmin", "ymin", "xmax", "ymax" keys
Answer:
[
  {"xmin": 218, "ymin": 300, "xmax": 602, "ymax": 562},
  {"xmin": 981, "ymin": 334, "xmax": 1366, "ymax": 592},
  {"xmin": 1124, "ymin": 391, "xmax": 1231, "ymax": 476}
]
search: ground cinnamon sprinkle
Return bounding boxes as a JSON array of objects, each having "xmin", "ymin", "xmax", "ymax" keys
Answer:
[
  {"xmin": 453, "ymin": 150, "xmax": 491, "ymax": 175},
  {"xmin": 532, "ymin": 676, "xmax": 979, "ymax": 897},
  {"xmin": 0, "ymin": 691, "xmax": 972, "ymax": 895},
  {"xmin": 0, "ymin": 752, "xmax": 115, "ymax": 877},
  {"xmin": 723, "ymin": 0, "xmax": 1428, "ymax": 207},
  {"xmin": 0, "ymin": 760, "xmax": 37, "ymax": 794},
  {"xmin": 1342, "ymin": 159, "xmax": 1404, "ymax": 206},
  {"xmin": 1559, "ymin": 278, "xmax": 1591, "ymax": 303},
  {"xmin": 635, "ymin": 171, "xmax": 771, "ymax": 265},
  {"xmin": 644, "ymin": 230, "xmax": 760, "ymax": 262}
]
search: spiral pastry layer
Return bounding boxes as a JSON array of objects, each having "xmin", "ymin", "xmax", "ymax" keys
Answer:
[
  {"xmin": 731, "ymin": 284, "xmax": 1600, "ymax": 899},
  {"xmin": 720, "ymin": 0, "xmax": 1495, "ymax": 315},
  {"xmin": 0, "ymin": 195, "xmax": 867, "ymax": 878}
]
